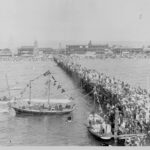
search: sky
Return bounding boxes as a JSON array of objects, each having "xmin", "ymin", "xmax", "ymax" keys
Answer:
[{"xmin": 0, "ymin": 0, "xmax": 150, "ymax": 49}]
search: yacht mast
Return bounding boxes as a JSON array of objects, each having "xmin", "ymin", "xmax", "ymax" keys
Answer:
[
  {"xmin": 93, "ymin": 86, "xmax": 97, "ymax": 110},
  {"xmin": 114, "ymin": 107, "xmax": 119, "ymax": 144},
  {"xmin": 5, "ymin": 74, "xmax": 11, "ymax": 99}
]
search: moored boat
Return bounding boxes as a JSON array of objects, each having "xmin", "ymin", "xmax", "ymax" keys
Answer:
[
  {"xmin": 10, "ymin": 70, "xmax": 76, "ymax": 115},
  {"xmin": 87, "ymin": 126, "xmax": 113, "ymax": 141},
  {"xmin": 11, "ymin": 98, "xmax": 75, "ymax": 115},
  {"xmin": 13, "ymin": 107, "xmax": 75, "ymax": 115},
  {"xmin": 87, "ymin": 113, "xmax": 113, "ymax": 142}
]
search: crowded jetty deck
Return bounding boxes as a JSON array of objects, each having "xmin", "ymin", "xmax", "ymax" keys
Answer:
[{"xmin": 54, "ymin": 55, "xmax": 150, "ymax": 141}]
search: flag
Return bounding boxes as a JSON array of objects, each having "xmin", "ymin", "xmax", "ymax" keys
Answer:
[
  {"xmin": 53, "ymin": 82, "xmax": 56, "ymax": 86},
  {"xmin": 57, "ymin": 85, "xmax": 61, "ymax": 89},
  {"xmin": 69, "ymin": 97, "xmax": 74, "ymax": 100},
  {"xmin": 52, "ymin": 76, "xmax": 56, "ymax": 81},
  {"xmin": 61, "ymin": 89, "xmax": 65, "ymax": 93},
  {"xmin": 43, "ymin": 70, "xmax": 51, "ymax": 76}
]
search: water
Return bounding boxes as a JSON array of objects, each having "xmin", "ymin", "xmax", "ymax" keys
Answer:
[
  {"xmin": 0, "ymin": 59, "xmax": 99, "ymax": 146},
  {"xmin": 0, "ymin": 58, "xmax": 150, "ymax": 146},
  {"xmin": 78, "ymin": 58, "xmax": 150, "ymax": 89}
]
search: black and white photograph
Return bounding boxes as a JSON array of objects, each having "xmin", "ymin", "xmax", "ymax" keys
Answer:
[{"xmin": 0, "ymin": 0, "xmax": 150, "ymax": 147}]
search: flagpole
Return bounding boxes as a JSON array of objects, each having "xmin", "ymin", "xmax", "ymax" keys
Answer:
[
  {"xmin": 29, "ymin": 80, "xmax": 31, "ymax": 102},
  {"xmin": 5, "ymin": 74, "xmax": 11, "ymax": 99},
  {"xmin": 93, "ymin": 86, "xmax": 96, "ymax": 110},
  {"xmin": 48, "ymin": 74, "xmax": 50, "ymax": 105}
]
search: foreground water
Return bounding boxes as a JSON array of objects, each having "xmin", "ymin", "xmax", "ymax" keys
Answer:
[{"xmin": 0, "ymin": 58, "xmax": 150, "ymax": 146}]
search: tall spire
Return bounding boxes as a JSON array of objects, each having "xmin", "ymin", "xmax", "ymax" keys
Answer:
[
  {"xmin": 34, "ymin": 40, "xmax": 38, "ymax": 48},
  {"xmin": 33, "ymin": 40, "xmax": 39, "ymax": 56},
  {"xmin": 88, "ymin": 40, "xmax": 92, "ymax": 48}
]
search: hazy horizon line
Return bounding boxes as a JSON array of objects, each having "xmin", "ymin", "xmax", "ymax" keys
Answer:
[{"xmin": 1, "ymin": 40, "xmax": 150, "ymax": 51}]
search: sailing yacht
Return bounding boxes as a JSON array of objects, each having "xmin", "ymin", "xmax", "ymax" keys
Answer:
[{"xmin": 11, "ymin": 70, "xmax": 75, "ymax": 115}]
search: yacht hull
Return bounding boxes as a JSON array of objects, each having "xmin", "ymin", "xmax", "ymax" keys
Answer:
[{"xmin": 12, "ymin": 106, "xmax": 75, "ymax": 115}]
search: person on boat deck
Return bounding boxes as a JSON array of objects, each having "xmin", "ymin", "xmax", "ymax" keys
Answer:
[
  {"xmin": 27, "ymin": 101, "xmax": 31, "ymax": 105},
  {"xmin": 48, "ymin": 105, "xmax": 51, "ymax": 110},
  {"xmin": 100, "ymin": 119, "xmax": 112, "ymax": 135},
  {"xmin": 88, "ymin": 114, "xmax": 94, "ymax": 126},
  {"xmin": 101, "ymin": 120, "xmax": 107, "ymax": 134},
  {"xmin": 42, "ymin": 104, "xmax": 44, "ymax": 109},
  {"xmin": 93, "ymin": 123, "xmax": 101, "ymax": 133},
  {"xmin": 59, "ymin": 104, "xmax": 63, "ymax": 111},
  {"xmin": 55, "ymin": 105, "xmax": 59, "ymax": 110},
  {"xmin": 105, "ymin": 123, "xmax": 112, "ymax": 135},
  {"xmin": 121, "ymin": 118, "xmax": 127, "ymax": 132}
]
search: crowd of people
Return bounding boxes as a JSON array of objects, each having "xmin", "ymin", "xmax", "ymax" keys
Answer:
[{"xmin": 54, "ymin": 55, "xmax": 150, "ymax": 138}]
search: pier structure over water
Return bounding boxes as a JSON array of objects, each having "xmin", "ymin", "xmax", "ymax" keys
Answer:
[{"xmin": 54, "ymin": 55, "xmax": 150, "ymax": 137}]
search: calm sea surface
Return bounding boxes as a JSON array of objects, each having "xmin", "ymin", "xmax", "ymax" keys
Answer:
[{"xmin": 0, "ymin": 58, "xmax": 150, "ymax": 146}]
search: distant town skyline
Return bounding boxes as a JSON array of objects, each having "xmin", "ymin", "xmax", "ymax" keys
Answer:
[
  {"xmin": 2, "ymin": 40, "xmax": 150, "ymax": 53},
  {"xmin": 1, "ymin": 0, "xmax": 150, "ymax": 49}
]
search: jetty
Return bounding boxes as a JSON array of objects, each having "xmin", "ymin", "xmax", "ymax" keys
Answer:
[{"xmin": 54, "ymin": 55, "xmax": 150, "ymax": 143}]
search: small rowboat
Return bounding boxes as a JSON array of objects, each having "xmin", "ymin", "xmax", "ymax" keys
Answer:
[{"xmin": 87, "ymin": 126, "xmax": 113, "ymax": 141}]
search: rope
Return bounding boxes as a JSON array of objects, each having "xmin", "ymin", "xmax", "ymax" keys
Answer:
[
  {"xmin": 81, "ymin": 89, "xmax": 94, "ymax": 98},
  {"xmin": 14, "ymin": 69, "xmax": 89, "ymax": 101},
  {"xmin": 0, "ymin": 85, "xmax": 23, "ymax": 93},
  {"xmin": 70, "ymin": 89, "xmax": 94, "ymax": 100},
  {"xmin": 30, "ymin": 74, "xmax": 44, "ymax": 82},
  {"xmin": 46, "ymin": 88, "xmax": 94, "ymax": 101}
]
